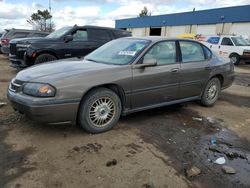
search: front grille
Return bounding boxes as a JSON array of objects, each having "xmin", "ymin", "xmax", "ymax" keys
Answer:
[
  {"xmin": 9, "ymin": 79, "xmax": 24, "ymax": 92},
  {"xmin": 9, "ymin": 43, "xmax": 17, "ymax": 55}
]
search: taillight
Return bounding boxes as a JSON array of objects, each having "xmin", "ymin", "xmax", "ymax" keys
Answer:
[{"xmin": 1, "ymin": 38, "xmax": 9, "ymax": 45}]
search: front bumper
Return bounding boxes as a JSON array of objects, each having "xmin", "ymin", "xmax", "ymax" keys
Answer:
[
  {"xmin": 7, "ymin": 90, "xmax": 80, "ymax": 124},
  {"xmin": 1, "ymin": 46, "xmax": 10, "ymax": 54},
  {"xmin": 240, "ymin": 55, "xmax": 250, "ymax": 61},
  {"xmin": 9, "ymin": 54, "xmax": 28, "ymax": 69}
]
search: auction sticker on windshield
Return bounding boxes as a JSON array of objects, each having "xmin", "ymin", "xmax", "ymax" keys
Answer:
[{"xmin": 118, "ymin": 51, "xmax": 137, "ymax": 56}]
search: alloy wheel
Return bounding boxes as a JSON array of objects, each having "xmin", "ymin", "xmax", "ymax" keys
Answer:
[{"xmin": 89, "ymin": 97, "xmax": 116, "ymax": 127}]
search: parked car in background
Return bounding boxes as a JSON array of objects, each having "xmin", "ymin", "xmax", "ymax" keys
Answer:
[
  {"xmin": 0, "ymin": 30, "xmax": 8, "ymax": 53},
  {"xmin": 177, "ymin": 33, "xmax": 197, "ymax": 39},
  {"xmin": 8, "ymin": 37, "xmax": 234, "ymax": 133},
  {"xmin": 9, "ymin": 25, "xmax": 131, "ymax": 69},
  {"xmin": 197, "ymin": 35, "xmax": 250, "ymax": 64},
  {"xmin": 1, "ymin": 29, "xmax": 49, "ymax": 55}
]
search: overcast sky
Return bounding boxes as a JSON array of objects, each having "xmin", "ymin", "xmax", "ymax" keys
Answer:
[{"xmin": 0, "ymin": 0, "xmax": 249, "ymax": 31}]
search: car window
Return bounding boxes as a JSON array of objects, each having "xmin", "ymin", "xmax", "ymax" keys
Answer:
[
  {"xmin": 179, "ymin": 41, "xmax": 205, "ymax": 63},
  {"xmin": 203, "ymin": 45, "xmax": 212, "ymax": 59},
  {"xmin": 92, "ymin": 29, "xmax": 112, "ymax": 41},
  {"xmin": 46, "ymin": 26, "xmax": 72, "ymax": 38},
  {"xmin": 144, "ymin": 41, "xmax": 176, "ymax": 65},
  {"xmin": 231, "ymin": 37, "xmax": 250, "ymax": 46},
  {"xmin": 11, "ymin": 32, "xmax": 29, "ymax": 39},
  {"xmin": 32, "ymin": 33, "xmax": 48, "ymax": 37},
  {"xmin": 72, "ymin": 30, "xmax": 88, "ymax": 41},
  {"xmin": 114, "ymin": 30, "xmax": 131, "ymax": 38},
  {"xmin": 221, "ymin": 37, "xmax": 234, "ymax": 46}
]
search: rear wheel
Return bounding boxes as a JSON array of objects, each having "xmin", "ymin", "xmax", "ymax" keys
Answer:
[
  {"xmin": 78, "ymin": 88, "xmax": 122, "ymax": 133},
  {"xmin": 201, "ymin": 77, "xmax": 221, "ymax": 107},
  {"xmin": 230, "ymin": 54, "xmax": 240, "ymax": 65},
  {"xmin": 34, "ymin": 53, "xmax": 57, "ymax": 64}
]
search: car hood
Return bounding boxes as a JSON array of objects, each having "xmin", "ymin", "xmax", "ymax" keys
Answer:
[
  {"xmin": 242, "ymin": 46, "xmax": 250, "ymax": 50},
  {"xmin": 10, "ymin": 37, "xmax": 56, "ymax": 44},
  {"xmin": 15, "ymin": 58, "xmax": 120, "ymax": 82}
]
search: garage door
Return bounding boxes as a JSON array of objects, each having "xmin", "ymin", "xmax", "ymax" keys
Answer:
[
  {"xmin": 132, "ymin": 28, "xmax": 145, "ymax": 37},
  {"xmin": 169, "ymin": 26, "xmax": 186, "ymax": 37},
  {"xmin": 196, "ymin": 24, "xmax": 216, "ymax": 35},
  {"xmin": 230, "ymin": 23, "xmax": 250, "ymax": 37}
]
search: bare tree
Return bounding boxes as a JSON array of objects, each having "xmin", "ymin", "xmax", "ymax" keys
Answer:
[{"xmin": 27, "ymin": 10, "xmax": 55, "ymax": 32}]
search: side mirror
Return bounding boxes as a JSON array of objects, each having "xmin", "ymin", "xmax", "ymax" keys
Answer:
[
  {"xmin": 133, "ymin": 58, "xmax": 157, "ymax": 69},
  {"xmin": 64, "ymin": 35, "xmax": 73, "ymax": 43}
]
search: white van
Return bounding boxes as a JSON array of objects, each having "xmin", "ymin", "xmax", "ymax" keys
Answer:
[{"xmin": 197, "ymin": 35, "xmax": 250, "ymax": 64}]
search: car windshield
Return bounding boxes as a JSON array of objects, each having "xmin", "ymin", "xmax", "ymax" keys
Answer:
[
  {"xmin": 46, "ymin": 26, "xmax": 72, "ymax": 38},
  {"xmin": 231, "ymin": 37, "xmax": 250, "ymax": 46},
  {"xmin": 85, "ymin": 38, "xmax": 150, "ymax": 65}
]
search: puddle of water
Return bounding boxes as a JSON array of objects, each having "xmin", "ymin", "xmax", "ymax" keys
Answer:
[{"xmin": 123, "ymin": 107, "xmax": 250, "ymax": 188}]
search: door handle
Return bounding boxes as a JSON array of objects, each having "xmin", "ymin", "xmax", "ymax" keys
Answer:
[{"xmin": 171, "ymin": 68, "xmax": 179, "ymax": 73}]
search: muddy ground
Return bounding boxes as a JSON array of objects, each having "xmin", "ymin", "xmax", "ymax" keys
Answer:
[{"xmin": 0, "ymin": 54, "xmax": 250, "ymax": 188}]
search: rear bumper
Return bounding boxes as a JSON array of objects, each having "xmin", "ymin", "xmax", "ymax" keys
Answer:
[
  {"xmin": 222, "ymin": 72, "xmax": 235, "ymax": 90},
  {"xmin": 7, "ymin": 90, "xmax": 80, "ymax": 124}
]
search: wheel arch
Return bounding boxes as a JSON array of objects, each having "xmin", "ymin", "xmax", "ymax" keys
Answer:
[
  {"xmin": 229, "ymin": 52, "xmax": 240, "ymax": 58},
  {"xmin": 76, "ymin": 83, "xmax": 126, "ymax": 123},
  {"xmin": 201, "ymin": 74, "xmax": 224, "ymax": 98},
  {"xmin": 211, "ymin": 74, "xmax": 224, "ymax": 86},
  {"xmin": 33, "ymin": 50, "xmax": 59, "ymax": 61}
]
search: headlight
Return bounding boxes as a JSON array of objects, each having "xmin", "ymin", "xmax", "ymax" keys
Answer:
[
  {"xmin": 16, "ymin": 44, "xmax": 31, "ymax": 48},
  {"xmin": 23, "ymin": 83, "xmax": 56, "ymax": 97}
]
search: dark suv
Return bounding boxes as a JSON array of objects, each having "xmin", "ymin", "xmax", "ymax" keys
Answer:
[
  {"xmin": 1, "ymin": 29, "xmax": 49, "ymax": 55},
  {"xmin": 9, "ymin": 25, "xmax": 131, "ymax": 69}
]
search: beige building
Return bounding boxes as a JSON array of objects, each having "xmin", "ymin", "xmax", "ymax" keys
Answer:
[{"xmin": 116, "ymin": 5, "xmax": 250, "ymax": 39}]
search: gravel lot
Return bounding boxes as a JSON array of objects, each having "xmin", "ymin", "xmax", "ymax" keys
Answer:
[{"xmin": 0, "ymin": 54, "xmax": 250, "ymax": 188}]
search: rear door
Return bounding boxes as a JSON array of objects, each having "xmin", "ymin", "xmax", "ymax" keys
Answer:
[
  {"xmin": 178, "ymin": 40, "xmax": 212, "ymax": 98},
  {"xmin": 89, "ymin": 29, "xmax": 114, "ymax": 45},
  {"xmin": 131, "ymin": 40, "xmax": 180, "ymax": 108}
]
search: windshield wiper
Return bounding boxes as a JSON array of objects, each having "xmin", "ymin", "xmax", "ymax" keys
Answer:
[{"xmin": 84, "ymin": 58, "xmax": 98, "ymax": 62}]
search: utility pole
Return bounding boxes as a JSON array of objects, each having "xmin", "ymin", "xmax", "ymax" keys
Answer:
[{"xmin": 49, "ymin": 0, "xmax": 52, "ymax": 32}]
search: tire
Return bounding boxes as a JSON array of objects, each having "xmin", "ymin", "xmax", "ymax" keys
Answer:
[
  {"xmin": 78, "ymin": 88, "xmax": 122, "ymax": 133},
  {"xmin": 34, "ymin": 53, "xmax": 57, "ymax": 64},
  {"xmin": 230, "ymin": 54, "xmax": 240, "ymax": 65},
  {"xmin": 201, "ymin": 77, "xmax": 221, "ymax": 107}
]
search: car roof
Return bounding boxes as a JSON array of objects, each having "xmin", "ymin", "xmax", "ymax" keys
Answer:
[
  {"xmin": 123, "ymin": 36, "xmax": 197, "ymax": 42},
  {"xmin": 6, "ymin": 29, "xmax": 49, "ymax": 33},
  {"xmin": 74, "ymin": 25, "xmax": 130, "ymax": 32}
]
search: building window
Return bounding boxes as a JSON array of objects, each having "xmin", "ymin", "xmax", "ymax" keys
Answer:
[{"xmin": 150, "ymin": 27, "xmax": 161, "ymax": 36}]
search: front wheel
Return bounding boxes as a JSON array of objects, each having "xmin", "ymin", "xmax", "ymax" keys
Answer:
[
  {"xmin": 230, "ymin": 54, "xmax": 240, "ymax": 65},
  {"xmin": 201, "ymin": 78, "xmax": 221, "ymax": 107},
  {"xmin": 78, "ymin": 88, "xmax": 122, "ymax": 133},
  {"xmin": 34, "ymin": 53, "xmax": 57, "ymax": 64}
]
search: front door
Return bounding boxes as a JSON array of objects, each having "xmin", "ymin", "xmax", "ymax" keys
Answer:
[
  {"xmin": 62, "ymin": 29, "xmax": 95, "ymax": 58},
  {"xmin": 178, "ymin": 40, "xmax": 212, "ymax": 98},
  {"xmin": 131, "ymin": 41, "xmax": 180, "ymax": 109},
  {"xmin": 218, "ymin": 37, "xmax": 235, "ymax": 58}
]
